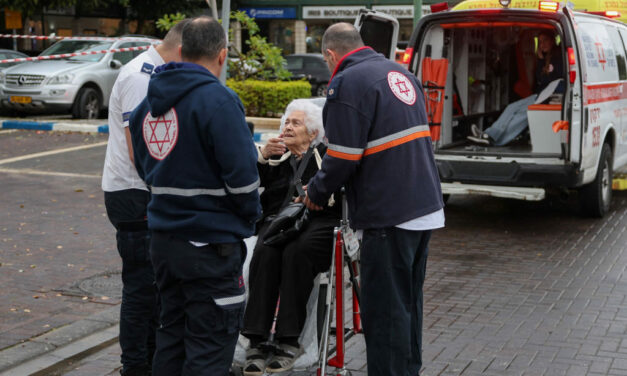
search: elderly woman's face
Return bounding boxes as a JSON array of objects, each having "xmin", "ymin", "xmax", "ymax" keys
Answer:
[{"xmin": 281, "ymin": 110, "xmax": 316, "ymax": 152}]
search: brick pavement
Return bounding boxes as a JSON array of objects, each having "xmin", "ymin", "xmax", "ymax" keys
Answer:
[
  {"xmin": 0, "ymin": 131, "xmax": 121, "ymax": 356},
  {"xmin": 52, "ymin": 191, "xmax": 627, "ymax": 376},
  {"xmin": 2, "ymin": 130, "xmax": 627, "ymax": 375}
]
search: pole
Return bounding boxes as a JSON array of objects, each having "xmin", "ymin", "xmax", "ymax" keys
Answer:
[
  {"xmin": 220, "ymin": 0, "xmax": 231, "ymax": 84},
  {"xmin": 12, "ymin": 29, "xmax": 17, "ymax": 51},
  {"xmin": 413, "ymin": 0, "xmax": 423, "ymax": 29}
]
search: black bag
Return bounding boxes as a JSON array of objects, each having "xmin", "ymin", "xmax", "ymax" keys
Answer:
[
  {"xmin": 262, "ymin": 147, "xmax": 315, "ymax": 247},
  {"xmin": 262, "ymin": 202, "xmax": 310, "ymax": 246}
]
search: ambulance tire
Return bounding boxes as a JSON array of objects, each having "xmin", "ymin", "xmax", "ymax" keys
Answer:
[{"xmin": 580, "ymin": 143, "xmax": 613, "ymax": 218}]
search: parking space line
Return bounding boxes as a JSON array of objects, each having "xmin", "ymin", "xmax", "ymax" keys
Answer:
[
  {"xmin": 0, "ymin": 141, "xmax": 107, "ymax": 166},
  {"xmin": 0, "ymin": 129, "xmax": 18, "ymax": 134},
  {"xmin": 0, "ymin": 167, "xmax": 101, "ymax": 179}
]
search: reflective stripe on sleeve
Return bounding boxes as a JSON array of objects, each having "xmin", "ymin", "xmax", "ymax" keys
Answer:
[
  {"xmin": 327, "ymin": 143, "xmax": 364, "ymax": 161},
  {"xmin": 225, "ymin": 178, "xmax": 260, "ymax": 194},
  {"xmin": 151, "ymin": 186, "xmax": 227, "ymax": 197},
  {"xmin": 364, "ymin": 125, "xmax": 431, "ymax": 156},
  {"xmin": 214, "ymin": 293, "xmax": 246, "ymax": 306}
]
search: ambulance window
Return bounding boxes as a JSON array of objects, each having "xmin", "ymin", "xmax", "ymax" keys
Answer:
[
  {"xmin": 606, "ymin": 26, "xmax": 627, "ymax": 80},
  {"xmin": 577, "ymin": 22, "xmax": 619, "ymax": 82},
  {"xmin": 360, "ymin": 19, "xmax": 395, "ymax": 58}
]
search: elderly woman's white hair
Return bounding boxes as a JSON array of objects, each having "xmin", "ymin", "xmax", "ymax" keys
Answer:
[{"xmin": 279, "ymin": 99, "xmax": 325, "ymax": 146}]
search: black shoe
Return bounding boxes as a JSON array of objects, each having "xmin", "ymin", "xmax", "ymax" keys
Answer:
[{"xmin": 120, "ymin": 365, "xmax": 150, "ymax": 376}]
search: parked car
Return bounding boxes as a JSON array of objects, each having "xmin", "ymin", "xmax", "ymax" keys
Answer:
[
  {"xmin": 285, "ymin": 53, "xmax": 331, "ymax": 97},
  {"xmin": 0, "ymin": 37, "xmax": 156, "ymax": 119},
  {"xmin": 0, "ymin": 49, "xmax": 28, "ymax": 70}
]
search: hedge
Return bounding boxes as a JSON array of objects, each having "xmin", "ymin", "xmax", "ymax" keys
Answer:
[{"xmin": 226, "ymin": 79, "xmax": 312, "ymax": 118}]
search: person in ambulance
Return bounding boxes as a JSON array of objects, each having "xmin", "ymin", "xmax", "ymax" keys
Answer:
[{"xmin": 468, "ymin": 28, "xmax": 564, "ymax": 146}]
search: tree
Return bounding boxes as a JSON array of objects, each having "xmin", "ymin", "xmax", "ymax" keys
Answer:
[{"xmin": 228, "ymin": 11, "xmax": 290, "ymax": 81}]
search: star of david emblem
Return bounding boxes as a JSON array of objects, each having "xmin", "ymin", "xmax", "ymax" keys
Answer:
[
  {"xmin": 142, "ymin": 108, "xmax": 179, "ymax": 160},
  {"xmin": 387, "ymin": 71, "xmax": 416, "ymax": 106}
]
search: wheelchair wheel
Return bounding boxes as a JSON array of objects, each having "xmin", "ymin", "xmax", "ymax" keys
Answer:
[{"xmin": 317, "ymin": 282, "xmax": 328, "ymax": 344}]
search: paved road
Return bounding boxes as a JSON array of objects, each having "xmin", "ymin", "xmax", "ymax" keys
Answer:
[{"xmin": 1, "ymin": 128, "xmax": 627, "ymax": 375}]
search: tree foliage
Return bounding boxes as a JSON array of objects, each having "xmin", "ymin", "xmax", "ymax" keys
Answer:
[
  {"xmin": 155, "ymin": 12, "xmax": 186, "ymax": 32},
  {"xmin": 228, "ymin": 11, "xmax": 291, "ymax": 81}
]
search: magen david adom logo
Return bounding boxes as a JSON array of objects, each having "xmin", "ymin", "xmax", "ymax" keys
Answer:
[
  {"xmin": 142, "ymin": 108, "xmax": 179, "ymax": 160},
  {"xmin": 387, "ymin": 71, "xmax": 416, "ymax": 106}
]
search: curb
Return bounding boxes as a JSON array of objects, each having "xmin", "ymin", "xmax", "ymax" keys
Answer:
[
  {"xmin": 0, "ymin": 306, "xmax": 120, "ymax": 375},
  {"xmin": 0, "ymin": 118, "xmax": 279, "ymax": 143}
]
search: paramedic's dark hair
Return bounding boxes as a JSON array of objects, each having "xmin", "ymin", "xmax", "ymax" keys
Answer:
[
  {"xmin": 181, "ymin": 16, "xmax": 226, "ymax": 61},
  {"xmin": 538, "ymin": 29, "xmax": 557, "ymax": 43},
  {"xmin": 322, "ymin": 23, "xmax": 364, "ymax": 57},
  {"xmin": 161, "ymin": 18, "xmax": 191, "ymax": 49}
]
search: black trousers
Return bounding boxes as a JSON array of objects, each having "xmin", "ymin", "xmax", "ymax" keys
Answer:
[
  {"xmin": 360, "ymin": 227, "xmax": 431, "ymax": 376},
  {"xmin": 150, "ymin": 232, "xmax": 246, "ymax": 376},
  {"xmin": 104, "ymin": 189, "xmax": 157, "ymax": 372},
  {"xmin": 242, "ymin": 216, "xmax": 337, "ymax": 341}
]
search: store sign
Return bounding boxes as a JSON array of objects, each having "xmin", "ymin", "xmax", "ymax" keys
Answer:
[
  {"xmin": 303, "ymin": 6, "xmax": 365, "ymax": 19},
  {"xmin": 241, "ymin": 7, "xmax": 296, "ymax": 19},
  {"xmin": 4, "ymin": 8, "xmax": 22, "ymax": 29},
  {"xmin": 372, "ymin": 5, "xmax": 432, "ymax": 19}
]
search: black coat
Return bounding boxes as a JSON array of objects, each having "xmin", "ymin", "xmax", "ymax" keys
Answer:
[{"xmin": 257, "ymin": 143, "xmax": 341, "ymax": 223}]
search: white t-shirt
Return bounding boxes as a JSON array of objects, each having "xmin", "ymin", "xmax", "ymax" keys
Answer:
[
  {"xmin": 395, "ymin": 208, "xmax": 445, "ymax": 231},
  {"xmin": 101, "ymin": 46, "xmax": 165, "ymax": 192}
]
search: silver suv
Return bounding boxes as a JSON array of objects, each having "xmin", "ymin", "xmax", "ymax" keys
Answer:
[{"xmin": 0, "ymin": 37, "xmax": 156, "ymax": 119}]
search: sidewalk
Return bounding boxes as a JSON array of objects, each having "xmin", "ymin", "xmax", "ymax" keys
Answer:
[{"xmin": 0, "ymin": 116, "xmax": 281, "ymax": 142}]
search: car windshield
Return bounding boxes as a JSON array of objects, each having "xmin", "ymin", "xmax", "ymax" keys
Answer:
[
  {"xmin": 40, "ymin": 40, "xmax": 114, "ymax": 62},
  {"xmin": 285, "ymin": 56, "xmax": 303, "ymax": 70}
]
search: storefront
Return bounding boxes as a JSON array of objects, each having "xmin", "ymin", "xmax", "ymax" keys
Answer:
[{"xmin": 233, "ymin": 1, "xmax": 438, "ymax": 55}]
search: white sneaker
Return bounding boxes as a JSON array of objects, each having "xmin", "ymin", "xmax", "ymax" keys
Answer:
[
  {"xmin": 470, "ymin": 123, "xmax": 482, "ymax": 138},
  {"xmin": 467, "ymin": 133, "xmax": 492, "ymax": 145}
]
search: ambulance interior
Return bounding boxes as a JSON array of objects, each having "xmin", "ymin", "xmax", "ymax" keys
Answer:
[{"xmin": 419, "ymin": 23, "xmax": 568, "ymax": 156}]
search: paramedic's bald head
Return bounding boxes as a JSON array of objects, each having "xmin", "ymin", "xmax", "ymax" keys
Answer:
[
  {"xmin": 321, "ymin": 23, "xmax": 364, "ymax": 72},
  {"xmin": 322, "ymin": 23, "xmax": 364, "ymax": 58},
  {"xmin": 154, "ymin": 18, "xmax": 190, "ymax": 63},
  {"xmin": 180, "ymin": 16, "xmax": 228, "ymax": 76}
]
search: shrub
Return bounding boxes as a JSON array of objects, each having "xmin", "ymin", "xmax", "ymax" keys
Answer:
[{"xmin": 227, "ymin": 79, "xmax": 311, "ymax": 117}]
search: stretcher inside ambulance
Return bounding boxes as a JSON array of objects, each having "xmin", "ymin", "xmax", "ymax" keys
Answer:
[{"xmin": 358, "ymin": 1, "xmax": 627, "ymax": 217}]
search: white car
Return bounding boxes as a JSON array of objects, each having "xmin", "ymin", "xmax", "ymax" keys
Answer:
[{"xmin": 0, "ymin": 36, "xmax": 156, "ymax": 119}]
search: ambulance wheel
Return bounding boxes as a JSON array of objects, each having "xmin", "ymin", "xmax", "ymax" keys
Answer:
[
  {"xmin": 580, "ymin": 143, "xmax": 613, "ymax": 218},
  {"xmin": 72, "ymin": 87, "xmax": 101, "ymax": 119}
]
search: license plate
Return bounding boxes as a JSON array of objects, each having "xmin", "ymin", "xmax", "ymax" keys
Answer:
[{"xmin": 10, "ymin": 96, "xmax": 31, "ymax": 104}]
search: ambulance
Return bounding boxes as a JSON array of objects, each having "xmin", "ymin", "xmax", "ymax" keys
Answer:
[{"xmin": 356, "ymin": 1, "xmax": 627, "ymax": 217}]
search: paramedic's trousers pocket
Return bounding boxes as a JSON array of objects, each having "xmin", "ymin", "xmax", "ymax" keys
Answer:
[{"xmin": 150, "ymin": 232, "xmax": 246, "ymax": 376}]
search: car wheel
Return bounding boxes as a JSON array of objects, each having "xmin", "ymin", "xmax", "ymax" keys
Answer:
[
  {"xmin": 72, "ymin": 87, "xmax": 101, "ymax": 119},
  {"xmin": 580, "ymin": 143, "xmax": 613, "ymax": 217},
  {"xmin": 315, "ymin": 83, "xmax": 328, "ymax": 97}
]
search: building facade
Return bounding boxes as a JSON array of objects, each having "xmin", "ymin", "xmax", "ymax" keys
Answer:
[{"xmin": 233, "ymin": 0, "xmax": 442, "ymax": 54}]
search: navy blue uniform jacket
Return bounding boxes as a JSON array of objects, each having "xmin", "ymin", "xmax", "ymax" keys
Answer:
[
  {"xmin": 129, "ymin": 62, "xmax": 261, "ymax": 243},
  {"xmin": 307, "ymin": 47, "xmax": 443, "ymax": 229}
]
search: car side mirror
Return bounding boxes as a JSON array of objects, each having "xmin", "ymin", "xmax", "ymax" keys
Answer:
[{"xmin": 110, "ymin": 59, "xmax": 123, "ymax": 69}]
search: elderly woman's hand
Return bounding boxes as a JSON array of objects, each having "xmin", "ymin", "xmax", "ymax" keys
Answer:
[{"xmin": 261, "ymin": 137, "xmax": 287, "ymax": 159}]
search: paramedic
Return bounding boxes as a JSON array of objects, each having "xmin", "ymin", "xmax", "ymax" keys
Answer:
[
  {"xmin": 101, "ymin": 19, "xmax": 189, "ymax": 376},
  {"xmin": 303, "ymin": 22, "xmax": 445, "ymax": 376},
  {"xmin": 129, "ymin": 16, "xmax": 261, "ymax": 376}
]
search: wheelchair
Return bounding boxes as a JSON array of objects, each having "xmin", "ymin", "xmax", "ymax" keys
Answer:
[{"xmin": 316, "ymin": 191, "xmax": 362, "ymax": 376}]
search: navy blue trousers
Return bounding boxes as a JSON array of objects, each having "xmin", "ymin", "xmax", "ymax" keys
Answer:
[
  {"xmin": 360, "ymin": 227, "xmax": 431, "ymax": 376},
  {"xmin": 150, "ymin": 232, "xmax": 246, "ymax": 376},
  {"xmin": 104, "ymin": 189, "xmax": 157, "ymax": 373}
]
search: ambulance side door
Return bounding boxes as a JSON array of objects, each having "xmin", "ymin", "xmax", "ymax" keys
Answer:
[
  {"xmin": 562, "ymin": 8, "xmax": 584, "ymax": 166},
  {"xmin": 567, "ymin": 15, "xmax": 620, "ymax": 182},
  {"xmin": 354, "ymin": 9, "xmax": 399, "ymax": 61}
]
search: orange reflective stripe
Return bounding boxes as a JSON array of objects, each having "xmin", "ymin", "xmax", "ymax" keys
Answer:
[
  {"xmin": 363, "ymin": 130, "xmax": 431, "ymax": 156},
  {"xmin": 327, "ymin": 149, "xmax": 363, "ymax": 161}
]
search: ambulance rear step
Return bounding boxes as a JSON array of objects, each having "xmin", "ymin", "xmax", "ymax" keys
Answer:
[{"xmin": 442, "ymin": 182, "xmax": 545, "ymax": 201}]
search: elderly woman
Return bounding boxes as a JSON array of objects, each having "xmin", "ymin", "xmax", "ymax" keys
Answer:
[{"xmin": 242, "ymin": 99, "xmax": 340, "ymax": 375}]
